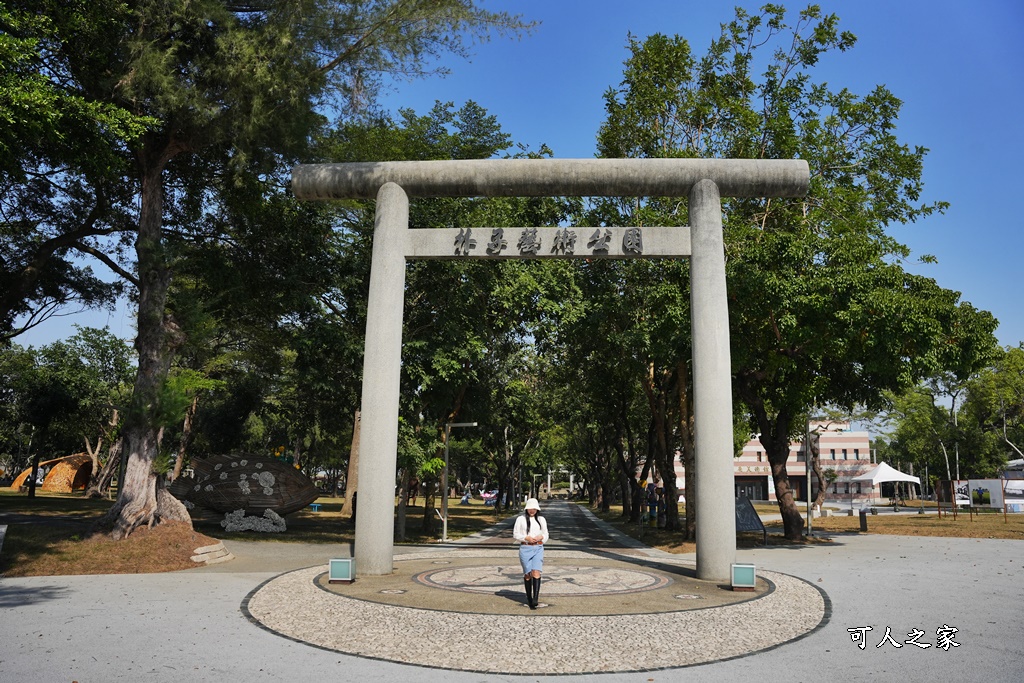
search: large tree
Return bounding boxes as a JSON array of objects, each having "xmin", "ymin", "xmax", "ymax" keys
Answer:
[
  {"xmin": 595, "ymin": 6, "xmax": 998, "ymax": 539},
  {"xmin": 963, "ymin": 346, "xmax": 1024, "ymax": 465},
  {"xmin": 3, "ymin": 1, "xmax": 532, "ymax": 538}
]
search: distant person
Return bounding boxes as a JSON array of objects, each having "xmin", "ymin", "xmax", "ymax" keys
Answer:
[
  {"xmin": 513, "ymin": 498, "xmax": 549, "ymax": 610},
  {"xmin": 647, "ymin": 483, "xmax": 658, "ymax": 527}
]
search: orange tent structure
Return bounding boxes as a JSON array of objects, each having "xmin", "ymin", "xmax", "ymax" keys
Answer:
[{"xmin": 10, "ymin": 454, "xmax": 93, "ymax": 493}]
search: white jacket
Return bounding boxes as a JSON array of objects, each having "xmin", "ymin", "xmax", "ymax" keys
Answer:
[{"xmin": 513, "ymin": 513, "xmax": 549, "ymax": 545}]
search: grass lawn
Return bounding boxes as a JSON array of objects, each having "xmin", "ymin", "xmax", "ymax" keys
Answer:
[
  {"xmin": 0, "ymin": 489, "xmax": 504, "ymax": 577},
  {"xmin": 587, "ymin": 501, "xmax": 1024, "ymax": 553},
  {"xmin": 786, "ymin": 509, "xmax": 1024, "ymax": 540},
  {"xmin": 3, "ymin": 490, "xmax": 1020, "ymax": 577}
]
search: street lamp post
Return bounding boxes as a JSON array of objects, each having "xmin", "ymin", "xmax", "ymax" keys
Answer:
[
  {"xmin": 442, "ymin": 421, "xmax": 477, "ymax": 543},
  {"xmin": 806, "ymin": 419, "xmax": 813, "ymax": 536}
]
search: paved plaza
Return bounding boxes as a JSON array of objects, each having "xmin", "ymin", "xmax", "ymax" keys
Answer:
[{"xmin": 0, "ymin": 499, "xmax": 1021, "ymax": 681}]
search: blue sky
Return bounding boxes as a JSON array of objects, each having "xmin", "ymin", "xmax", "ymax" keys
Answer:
[
  {"xmin": 374, "ymin": 0, "xmax": 1024, "ymax": 347},
  {"xmin": 19, "ymin": 0, "xmax": 1024, "ymax": 349}
]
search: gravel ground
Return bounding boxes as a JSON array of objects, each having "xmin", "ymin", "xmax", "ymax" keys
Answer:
[{"xmin": 244, "ymin": 548, "xmax": 825, "ymax": 675}]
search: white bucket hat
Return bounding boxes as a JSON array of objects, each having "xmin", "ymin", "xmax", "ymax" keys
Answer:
[{"xmin": 524, "ymin": 498, "xmax": 540, "ymax": 510}]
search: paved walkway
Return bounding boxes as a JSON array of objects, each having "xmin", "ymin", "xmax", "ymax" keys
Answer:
[{"xmin": 0, "ymin": 500, "xmax": 1021, "ymax": 681}]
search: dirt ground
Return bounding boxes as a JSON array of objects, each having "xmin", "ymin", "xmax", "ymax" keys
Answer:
[
  {"xmin": 1, "ymin": 521, "xmax": 220, "ymax": 577},
  {"xmin": 0, "ymin": 490, "xmax": 497, "ymax": 577}
]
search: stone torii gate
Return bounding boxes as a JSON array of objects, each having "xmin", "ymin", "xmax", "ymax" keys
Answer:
[{"xmin": 291, "ymin": 158, "xmax": 809, "ymax": 580}]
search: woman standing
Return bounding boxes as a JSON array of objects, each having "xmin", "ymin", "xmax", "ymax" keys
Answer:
[{"xmin": 513, "ymin": 498, "xmax": 549, "ymax": 609}]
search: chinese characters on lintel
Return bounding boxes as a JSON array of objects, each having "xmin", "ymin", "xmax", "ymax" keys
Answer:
[
  {"xmin": 486, "ymin": 227, "xmax": 507, "ymax": 254},
  {"xmin": 517, "ymin": 228, "xmax": 541, "ymax": 255},
  {"xmin": 452, "ymin": 227, "xmax": 645, "ymax": 256},
  {"xmin": 453, "ymin": 227, "xmax": 476, "ymax": 255},
  {"xmin": 551, "ymin": 228, "xmax": 577, "ymax": 254},
  {"xmin": 847, "ymin": 625, "xmax": 960, "ymax": 651}
]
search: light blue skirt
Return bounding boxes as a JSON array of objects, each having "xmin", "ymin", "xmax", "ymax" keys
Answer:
[{"xmin": 519, "ymin": 543, "xmax": 544, "ymax": 574}]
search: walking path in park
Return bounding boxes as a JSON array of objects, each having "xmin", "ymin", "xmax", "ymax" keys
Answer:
[{"xmin": 1, "ymin": 499, "xmax": 1021, "ymax": 681}]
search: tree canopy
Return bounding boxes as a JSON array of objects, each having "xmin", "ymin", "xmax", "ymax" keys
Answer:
[
  {"xmin": 0, "ymin": 0, "xmax": 533, "ymax": 537},
  {"xmin": 589, "ymin": 5, "xmax": 998, "ymax": 538},
  {"xmin": 1, "ymin": 3, "xmax": 1010, "ymax": 549}
]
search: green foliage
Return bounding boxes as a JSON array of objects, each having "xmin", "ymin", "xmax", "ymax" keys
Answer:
[
  {"xmin": 963, "ymin": 346, "xmax": 1024, "ymax": 464},
  {"xmin": 0, "ymin": 327, "xmax": 133, "ymax": 463},
  {"xmin": 883, "ymin": 346, "xmax": 1024, "ymax": 480},
  {"xmin": 321, "ymin": 101, "xmax": 573, "ymax": 502},
  {"xmin": 584, "ymin": 5, "xmax": 999, "ymax": 537},
  {"xmin": 0, "ymin": 1, "xmax": 153, "ymax": 338}
]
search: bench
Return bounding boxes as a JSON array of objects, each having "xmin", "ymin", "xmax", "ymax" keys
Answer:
[{"xmin": 309, "ymin": 503, "xmax": 322, "ymax": 512}]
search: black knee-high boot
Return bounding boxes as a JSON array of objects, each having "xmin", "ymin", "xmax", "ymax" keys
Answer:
[
  {"xmin": 524, "ymin": 577, "xmax": 535, "ymax": 609},
  {"xmin": 531, "ymin": 575, "xmax": 541, "ymax": 607}
]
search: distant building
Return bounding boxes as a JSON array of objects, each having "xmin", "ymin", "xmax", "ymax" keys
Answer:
[{"xmin": 672, "ymin": 421, "xmax": 876, "ymax": 504}]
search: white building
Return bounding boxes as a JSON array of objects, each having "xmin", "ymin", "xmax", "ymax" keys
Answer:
[{"xmin": 673, "ymin": 421, "xmax": 876, "ymax": 504}]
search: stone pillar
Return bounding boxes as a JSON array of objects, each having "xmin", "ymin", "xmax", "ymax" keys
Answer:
[
  {"xmin": 689, "ymin": 179, "xmax": 737, "ymax": 581},
  {"xmin": 354, "ymin": 182, "xmax": 408, "ymax": 575}
]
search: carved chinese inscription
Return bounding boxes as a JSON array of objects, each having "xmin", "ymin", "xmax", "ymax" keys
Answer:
[
  {"xmin": 588, "ymin": 228, "xmax": 612, "ymax": 253},
  {"xmin": 517, "ymin": 228, "xmax": 541, "ymax": 255},
  {"xmin": 551, "ymin": 228, "xmax": 577, "ymax": 255},
  {"xmin": 623, "ymin": 227, "xmax": 643, "ymax": 254},
  {"xmin": 486, "ymin": 228, "xmax": 507, "ymax": 254},
  {"xmin": 454, "ymin": 227, "xmax": 476, "ymax": 255}
]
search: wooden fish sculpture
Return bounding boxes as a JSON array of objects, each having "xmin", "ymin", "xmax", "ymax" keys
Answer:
[{"xmin": 169, "ymin": 454, "xmax": 319, "ymax": 516}]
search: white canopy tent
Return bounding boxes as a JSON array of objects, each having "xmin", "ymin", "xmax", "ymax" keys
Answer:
[{"xmin": 850, "ymin": 462, "xmax": 921, "ymax": 510}]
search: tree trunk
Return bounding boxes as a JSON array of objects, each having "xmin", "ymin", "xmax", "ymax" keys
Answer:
[
  {"xmin": 682, "ymin": 441, "xmax": 696, "ymax": 541},
  {"xmin": 677, "ymin": 359, "xmax": 696, "ymax": 541},
  {"xmin": 937, "ymin": 439, "xmax": 951, "ymax": 481},
  {"xmin": 87, "ymin": 409, "xmax": 120, "ymax": 492},
  {"xmin": 101, "ymin": 152, "xmax": 190, "ymax": 539},
  {"xmin": 171, "ymin": 394, "xmax": 199, "ymax": 482},
  {"xmin": 84, "ymin": 434, "xmax": 103, "ymax": 489},
  {"xmin": 767, "ymin": 448, "xmax": 804, "ymax": 540},
  {"xmin": 342, "ymin": 410, "xmax": 360, "ymax": 518},
  {"xmin": 612, "ymin": 431, "xmax": 637, "ymax": 521},
  {"xmin": 810, "ymin": 430, "xmax": 829, "ymax": 509},
  {"xmin": 421, "ymin": 473, "xmax": 437, "ymax": 534},
  {"xmin": 396, "ymin": 467, "xmax": 410, "ymax": 541},
  {"xmin": 740, "ymin": 383, "xmax": 803, "ymax": 539},
  {"xmin": 86, "ymin": 438, "xmax": 122, "ymax": 498},
  {"xmin": 27, "ymin": 452, "xmax": 41, "ymax": 499},
  {"xmin": 752, "ymin": 408, "xmax": 803, "ymax": 539},
  {"xmin": 599, "ymin": 451, "xmax": 614, "ymax": 513},
  {"xmin": 640, "ymin": 362, "xmax": 679, "ymax": 530}
]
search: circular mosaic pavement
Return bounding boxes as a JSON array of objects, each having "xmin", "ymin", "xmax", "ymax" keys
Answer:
[
  {"xmin": 311, "ymin": 552, "xmax": 749, "ymax": 615},
  {"xmin": 414, "ymin": 563, "xmax": 671, "ymax": 596}
]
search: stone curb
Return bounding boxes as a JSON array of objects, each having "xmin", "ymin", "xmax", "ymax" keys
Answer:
[
  {"xmin": 191, "ymin": 541, "xmax": 235, "ymax": 565},
  {"xmin": 193, "ymin": 542, "xmax": 225, "ymax": 554}
]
